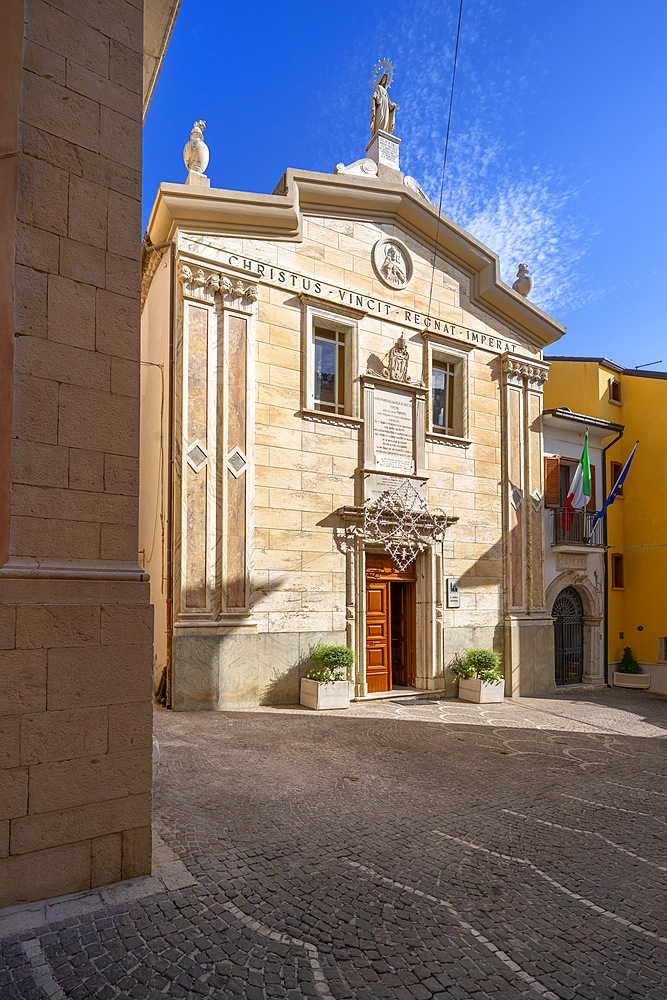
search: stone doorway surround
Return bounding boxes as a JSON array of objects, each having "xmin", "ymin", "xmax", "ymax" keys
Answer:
[
  {"xmin": 545, "ymin": 573, "xmax": 604, "ymax": 685},
  {"xmin": 336, "ymin": 519, "xmax": 450, "ymax": 698}
]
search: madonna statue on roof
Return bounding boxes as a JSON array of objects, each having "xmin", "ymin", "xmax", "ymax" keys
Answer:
[{"xmin": 370, "ymin": 60, "xmax": 399, "ymax": 137}]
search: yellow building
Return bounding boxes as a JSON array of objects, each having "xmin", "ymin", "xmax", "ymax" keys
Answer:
[{"xmin": 544, "ymin": 357, "xmax": 667, "ymax": 692}]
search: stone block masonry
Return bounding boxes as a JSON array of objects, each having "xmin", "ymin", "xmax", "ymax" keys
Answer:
[
  {"xmin": 148, "ymin": 198, "xmax": 555, "ymax": 707},
  {"xmin": 0, "ymin": 0, "xmax": 155, "ymax": 906}
]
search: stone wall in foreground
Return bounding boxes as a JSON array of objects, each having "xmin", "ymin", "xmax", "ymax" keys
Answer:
[{"xmin": 0, "ymin": 0, "xmax": 153, "ymax": 907}]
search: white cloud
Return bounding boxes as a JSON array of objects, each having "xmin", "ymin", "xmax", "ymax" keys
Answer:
[
  {"xmin": 444, "ymin": 166, "xmax": 594, "ymax": 315},
  {"xmin": 321, "ymin": 0, "xmax": 595, "ymax": 319}
]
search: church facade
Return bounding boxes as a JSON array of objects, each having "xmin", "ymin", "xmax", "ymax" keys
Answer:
[{"xmin": 140, "ymin": 84, "xmax": 565, "ymax": 709}]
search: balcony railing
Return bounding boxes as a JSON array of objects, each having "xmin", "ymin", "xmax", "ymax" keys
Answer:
[{"xmin": 551, "ymin": 508, "xmax": 604, "ymax": 547}]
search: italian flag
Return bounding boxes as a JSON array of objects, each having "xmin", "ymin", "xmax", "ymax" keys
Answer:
[{"xmin": 565, "ymin": 434, "xmax": 591, "ymax": 510}]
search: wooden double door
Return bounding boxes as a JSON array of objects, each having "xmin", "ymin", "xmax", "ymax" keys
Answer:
[{"xmin": 365, "ymin": 554, "xmax": 416, "ymax": 693}]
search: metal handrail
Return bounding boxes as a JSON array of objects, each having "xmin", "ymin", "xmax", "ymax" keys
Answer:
[{"xmin": 551, "ymin": 508, "xmax": 604, "ymax": 547}]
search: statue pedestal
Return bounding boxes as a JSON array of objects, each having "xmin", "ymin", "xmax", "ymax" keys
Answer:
[
  {"xmin": 185, "ymin": 170, "xmax": 210, "ymax": 187},
  {"xmin": 366, "ymin": 130, "xmax": 400, "ymax": 172}
]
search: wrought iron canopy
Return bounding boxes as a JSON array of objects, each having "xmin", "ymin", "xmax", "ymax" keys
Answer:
[{"xmin": 337, "ymin": 479, "xmax": 457, "ymax": 570}]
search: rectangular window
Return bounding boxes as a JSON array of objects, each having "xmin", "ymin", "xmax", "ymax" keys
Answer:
[
  {"xmin": 431, "ymin": 362, "xmax": 455, "ymax": 433},
  {"xmin": 426, "ymin": 344, "xmax": 469, "ymax": 440},
  {"xmin": 610, "ymin": 460, "xmax": 624, "ymax": 496},
  {"xmin": 547, "ymin": 456, "xmax": 597, "ymax": 510},
  {"xmin": 313, "ymin": 327, "xmax": 345, "ymax": 414},
  {"xmin": 301, "ymin": 301, "xmax": 359, "ymax": 421},
  {"xmin": 609, "ymin": 378, "xmax": 622, "ymax": 404},
  {"xmin": 611, "ymin": 552, "xmax": 624, "ymax": 589}
]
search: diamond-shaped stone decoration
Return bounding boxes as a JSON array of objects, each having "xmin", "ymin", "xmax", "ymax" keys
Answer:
[
  {"xmin": 187, "ymin": 441, "xmax": 207, "ymax": 473},
  {"xmin": 227, "ymin": 446, "xmax": 247, "ymax": 479}
]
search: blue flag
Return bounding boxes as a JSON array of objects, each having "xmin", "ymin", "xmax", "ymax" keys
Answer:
[{"xmin": 591, "ymin": 442, "xmax": 638, "ymax": 529}]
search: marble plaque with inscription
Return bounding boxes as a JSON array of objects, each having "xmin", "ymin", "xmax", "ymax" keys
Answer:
[
  {"xmin": 365, "ymin": 473, "xmax": 427, "ymax": 503},
  {"xmin": 374, "ymin": 386, "xmax": 415, "ymax": 475}
]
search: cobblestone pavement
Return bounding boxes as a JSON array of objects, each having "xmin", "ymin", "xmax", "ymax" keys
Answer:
[{"xmin": 1, "ymin": 687, "xmax": 666, "ymax": 999}]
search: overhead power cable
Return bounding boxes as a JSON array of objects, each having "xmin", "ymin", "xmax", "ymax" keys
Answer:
[{"xmin": 426, "ymin": 0, "xmax": 464, "ymax": 325}]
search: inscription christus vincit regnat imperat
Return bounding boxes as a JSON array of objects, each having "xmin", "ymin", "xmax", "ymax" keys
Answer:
[
  {"xmin": 179, "ymin": 242, "xmax": 525, "ymax": 356},
  {"xmin": 373, "ymin": 387, "xmax": 414, "ymax": 474}
]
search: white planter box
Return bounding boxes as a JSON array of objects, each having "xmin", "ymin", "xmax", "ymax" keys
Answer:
[
  {"xmin": 612, "ymin": 672, "xmax": 651, "ymax": 689},
  {"xmin": 647, "ymin": 662, "xmax": 667, "ymax": 696},
  {"xmin": 300, "ymin": 677, "xmax": 351, "ymax": 710},
  {"xmin": 458, "ymin": 677, "xmax": 505, "ymax": 704}
]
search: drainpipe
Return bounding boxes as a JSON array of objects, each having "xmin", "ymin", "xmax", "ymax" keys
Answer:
[{"xmin": 601, "ymin": 428, "xmax": 624, "ymax": 686}]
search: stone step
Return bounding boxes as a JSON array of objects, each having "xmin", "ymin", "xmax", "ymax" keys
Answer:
[{"xmin": 353, "ymin": 687, "xmax": 448, "ymax": 703}]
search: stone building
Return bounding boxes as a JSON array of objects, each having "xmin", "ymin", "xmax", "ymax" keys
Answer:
[
  {"xmin": 1, "ymin": 0, "xmax": 180, "ymax": 908},
  {"xmin": 140, "ymin": 83, "xmax": 566, "ymax": 711}
]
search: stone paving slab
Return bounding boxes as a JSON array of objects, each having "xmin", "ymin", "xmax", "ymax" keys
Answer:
[{"xmin": 0, "ymin": 688, "xmax": 665, "ymax": 998}]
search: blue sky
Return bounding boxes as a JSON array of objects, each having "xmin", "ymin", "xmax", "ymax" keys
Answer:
[{"xmin": 144, "ymin": 0, "xmax": 666, "ymax": 369}]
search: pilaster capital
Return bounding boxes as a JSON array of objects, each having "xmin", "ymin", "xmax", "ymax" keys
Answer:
[
  {"xmin": 179, "ymin": 261, "xmax": 257, "ymax": 311},
  {"xmin": 502, "ymin": 353, "xmax": 549, "ymax": 389}
]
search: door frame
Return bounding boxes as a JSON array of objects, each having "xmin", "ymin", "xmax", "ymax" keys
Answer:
[{"xmin": 345, "ymin": 539, "xmax": 445, "ymax": 698}]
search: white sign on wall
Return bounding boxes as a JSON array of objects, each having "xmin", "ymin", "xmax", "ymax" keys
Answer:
[
  {"xmin": 446, "ymin": 578, "xmax": 461, "ymax": 608},
  {"xmin": 373, "ymin": 386, "xmax": 414, "ymax": 475}
]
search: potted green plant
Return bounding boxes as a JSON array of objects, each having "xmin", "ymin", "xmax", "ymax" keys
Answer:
[
  {"xmin": 613, "ymin": 646, "xmax": 650, "ymax": 689},
  {"xmin": 452, "ymin": 649, "xmax": 505, "ymax": 704},
  {"xmin": 300, "ymin": 644, "xmax": 354, "ymax": 710}
]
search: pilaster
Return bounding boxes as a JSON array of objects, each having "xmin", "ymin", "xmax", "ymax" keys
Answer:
[
  {"xmin": 175, "ymin": 259, "xmax": 257, "ymax": 630},
  {"xmin": 501, "ymin": 354, "xmax": 551, "ymax": 695}
]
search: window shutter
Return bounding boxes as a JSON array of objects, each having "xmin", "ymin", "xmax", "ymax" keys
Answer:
[
  {"xmin": 587, "ymin": 463, "xmax": 596, "ymax": 511},
  {"xmin": 544, "ymin": 457, "xmax": 560, "ymax": 507}
]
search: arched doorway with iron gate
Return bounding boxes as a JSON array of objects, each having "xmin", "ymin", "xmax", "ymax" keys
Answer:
[{"xmin": 552, "ymin": 586, "xmax": 584, "ymax": 686}]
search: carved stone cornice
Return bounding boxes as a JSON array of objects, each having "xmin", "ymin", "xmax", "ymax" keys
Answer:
[
  {"xmin": 297, "ymin": 292, "xmax": 367, "ymax": 319},
  {"xmin": 148, "ymin": 170, "xmax": 566, "ymax": 350},
  {"xmin": 0, "ymin": 556, "xmax": 148, "ymax": 582},
  {"xmin": 425, "ymin": 432, "xmax": 471, "ymax": 449},
  {"xmin": 502, "ymin": 354, "xmax": 549, "ymax": 389},
  {"xmin": 141, "ymin": 242, "xmax": 169, "ymax": 310},
  {"xmin": 361, "ymin": 372, "xmax": 427, "ymax": 397},
  {"xmin": 180, "ymin": 262, "xmax": 219, "ymax": 295},
  {"xmin": 179, "ymin": 262, "xmax": 257, "ymax": 310},
  {"xmin": 300, "ymin": 409, "xmax": 362, "ymax": 431}
]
